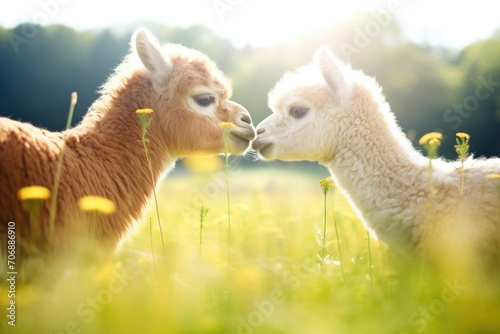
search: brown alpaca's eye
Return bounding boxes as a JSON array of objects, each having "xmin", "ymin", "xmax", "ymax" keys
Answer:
[
  {"xmin": 194, "ymin": 94, "xmax": 215, "ymax": 107},
  {"xmin": 289, "ymin": 107, "xmax": 308, "ymax": 119}
]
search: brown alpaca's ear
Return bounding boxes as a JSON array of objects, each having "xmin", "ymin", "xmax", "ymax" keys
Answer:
[
  {"xmin": 133, "ymin": 28, "xmax": 173, "ymax": 92},
  {"xmin": 314, "ymin": 46, "xmax": 352, "ymax": 104}
]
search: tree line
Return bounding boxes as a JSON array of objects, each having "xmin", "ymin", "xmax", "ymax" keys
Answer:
[{"xmin": 1, "ymin": 15, "xmax": 499, "ymax": 159}]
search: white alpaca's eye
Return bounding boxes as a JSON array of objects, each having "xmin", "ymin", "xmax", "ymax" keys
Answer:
[
  {"xmin": 289, "ymin": 107, "xmax": 308, "ymax": 119},
  {"xmin": 194, "ymin": 94, "xmax": 215, "ymax": 107}
]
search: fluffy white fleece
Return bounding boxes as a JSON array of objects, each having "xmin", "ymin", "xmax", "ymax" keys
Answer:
[{"xmin": 253, "ymin": 46, "xmax": 500, "ymax": 258}]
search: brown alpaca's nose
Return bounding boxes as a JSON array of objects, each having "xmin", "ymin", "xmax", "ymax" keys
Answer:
[
  {"xmin": 240, "ymin": 114, "xmax": 251, "ymax": 124},
  {"xmin": 257, "ymin": 128, "xmax": 265, "ymax": 135}
]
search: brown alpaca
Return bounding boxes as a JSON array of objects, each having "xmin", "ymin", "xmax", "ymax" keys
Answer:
[{"xmin": 0, "ymin": 28, "xmax": 255, "ymax": 258}]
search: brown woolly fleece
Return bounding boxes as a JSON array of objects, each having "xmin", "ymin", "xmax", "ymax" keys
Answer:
[{"xmin": 0, "ymin": 28, "xmax": 255, "ymax": 259}]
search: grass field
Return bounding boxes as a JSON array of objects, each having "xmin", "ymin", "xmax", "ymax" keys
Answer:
[{"xmin": 2, "ymin": 162, "xmax": 500, "ymax": 334}]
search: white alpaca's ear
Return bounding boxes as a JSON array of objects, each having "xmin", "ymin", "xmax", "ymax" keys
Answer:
[
  {"xmin": 133, "ymin": 28, "xmax": 173, "ymax": 92},
  {"xmin": 313, "ymin": 46, "xmax": 351, "ymax": 103}
]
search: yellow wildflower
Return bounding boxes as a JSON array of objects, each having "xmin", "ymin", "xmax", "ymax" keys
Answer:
[
  {"xmin": 420, "ymin": 132, "xmax": 442, "ymax": 160},
  {"xmin": 136, "ymin": 108, "xmax": 154, "ymax": 114},
  {"xmin": 17, "ymin": 186, "xmax": 50, "ymax": 201},
  {"xmin": 71, "ymin": 92, "xmax": 78, "ymax": 105},
  {"xmin": 428, "ymin": 138, "xmax": 441, "ymax": 147},
  {"xmin": 418, "ymin": 132, "xmax": 443, "ymax": 146},
  {"xmin": 455, "ymin": 132, "xmax": 470, "ymax": 161},
  {"xmin": 219, "ymin": 122, "xmax": 235, "ymax": 128},
  {"xmin": 319, "ymin": 178, "xmax": 335, "ymax": 195},
  {"xmin": 487, "ymin": 174, "xmax": 500, "ymax": 180},
  {"xmin": 183, "ymin": 154, "xmax": 223, "ymax": 173},
  {"xmin": 78, "ymin": 196, "xmax": 116, "ymax": 215}
]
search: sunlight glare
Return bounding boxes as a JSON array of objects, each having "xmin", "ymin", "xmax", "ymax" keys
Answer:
[{"xmin": 215, "ymin": 0, "xmax": 388, "ymax": 47}]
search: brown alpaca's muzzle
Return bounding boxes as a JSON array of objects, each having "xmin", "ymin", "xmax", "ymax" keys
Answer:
[{"xmin": 225, "ymin": 101, "xmax": 256, "ymax": 155}]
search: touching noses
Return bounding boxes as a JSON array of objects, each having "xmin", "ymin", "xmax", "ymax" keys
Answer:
[
  {"xmin": 225, "ymin": 100, "xmax": 257, "ymax": 142},
  {"xmin": 255, "ymin": 118, "xmax": 271, "ymax": 137}
]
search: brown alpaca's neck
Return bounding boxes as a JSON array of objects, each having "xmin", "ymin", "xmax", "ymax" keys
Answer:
[{"xmin": 62, "ymin": 74, "xmax": 175, "ymax": 241}]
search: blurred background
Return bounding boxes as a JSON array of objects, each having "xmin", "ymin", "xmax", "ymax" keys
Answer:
[{"xmin": 1, "ymin": 0, "xmax": 500, "ymax": 162}]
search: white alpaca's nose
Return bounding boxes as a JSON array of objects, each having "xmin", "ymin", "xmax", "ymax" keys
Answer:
[
  {"xmin": 251, "ymin": 123, "xmax": 273, "ymax": 152},
  {"xmin": 255, "ymin": 120, "xmax": 271, "ymax": 138}
]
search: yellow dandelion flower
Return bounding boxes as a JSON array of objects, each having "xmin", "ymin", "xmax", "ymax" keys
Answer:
[
  {"xmin": 136, "ymin": 108, "xmax": 154, "ymax": 114},
  {"xmin": 17, "ymin": 186, "xmax": 50, "ymax": 201},
  {"xmin": 419, "ymin": 132, "xmax": 443, "ymax": 146},
  {"xmin": 78, "ymin": 196, "xmax": 116, "ymax": 215},
  {"xmin": 71, "ymin": 92, "xmax": 78, "ymax": 105},
  {"xmin": 487, "ymin": 174, "xmax": 500, "ymax": 180},
  {"xmin": 319, "ymin": 178, "xmax": 335, "ymax": 195},
  {"xmin": 456, "ymin": 132, "xmax": 470, "ymax": 140},
  {"xmin": 219, "ymin": 121, "xmax": 235, "ymax": 128},
  {"xmin": 183, "ymin": 154, "xmax": 223, "ymax": 173},
  {"xmin": 428, "ymin": 138, "xmax": 441, "ymax": 147}
]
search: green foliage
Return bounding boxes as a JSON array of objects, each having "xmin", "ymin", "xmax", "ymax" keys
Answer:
[
  {"xmin": 455, "ymin": 39, "xmax": 500, "ymax": 157},
  {"xmin": 1, "ymin": 18, "xmax": 500, "ymax": 158}
]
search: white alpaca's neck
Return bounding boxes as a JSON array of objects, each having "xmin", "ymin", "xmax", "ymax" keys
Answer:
[{"xmin": 325, "ymin": 85, "xmax": 427, "ymax": 250}]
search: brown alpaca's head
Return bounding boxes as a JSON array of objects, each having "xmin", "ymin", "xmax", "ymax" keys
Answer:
[{"xmin": 132, "ymin": 28, "xmax": 255, "ymax": 157}]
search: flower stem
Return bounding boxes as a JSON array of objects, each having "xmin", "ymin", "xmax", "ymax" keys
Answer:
[
  {"xmin": 427, "ymin": 159, "xmax": 435, "ymax": 195},
  {"xmin": 49, "ymin": 92, "xmax": 77, "ymax": 243},
  {"xmin": 150, "ymin": 217, "xmax": 159, "ymax": 284},
  {"xmin": 27, "ymin": 202, "xmax": 42, "ymax": 241},
  {"xmin": 333, "ymin": 211, "xmax": 345, "ymax": 281},
  {"xmin": 199, "ymin": 206, "xmax": 209, "ymax": 259},
  {"xmin": 141, "ymin": 119, "xmax": 167, "ymax": 261},
  {"xmin": 321, "ymin": 192, "xmax": 327, "ymax": 265},
  {"xmin": 460, "ymin": 159, "xmax": 465, "ymax": 197},
  {"xmin": 223, "ymin": 129, "xmax": 231, "ymax": 267},
  {"xmin": 367, "ymin": 230, "xmax": 373, "ymax": 284},
  {"xmin": 455, "ymin": 133, "xmax": 470, "ymax": 197},
  {"xmin": 318, "ymin": 178, "xmax": 334, "ymax": 273},
  {"xmin": 136, "ymin": 111, "xmax": 168, "ymax": 267}
]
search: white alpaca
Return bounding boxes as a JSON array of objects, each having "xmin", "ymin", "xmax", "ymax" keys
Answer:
[{"xmin": 253, "ymin": 47, "xmax": 500, "ymax": 258}]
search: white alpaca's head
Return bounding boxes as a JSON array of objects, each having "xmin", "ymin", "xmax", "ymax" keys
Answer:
[{"xmin": 252, "ymin": 47, "xmax": 354, "ymax": 163}]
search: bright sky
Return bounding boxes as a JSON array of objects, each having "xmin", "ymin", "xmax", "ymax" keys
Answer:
[{"xmin": 1, "ymin": 0, "xmax": 499, "ymax": 48}]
